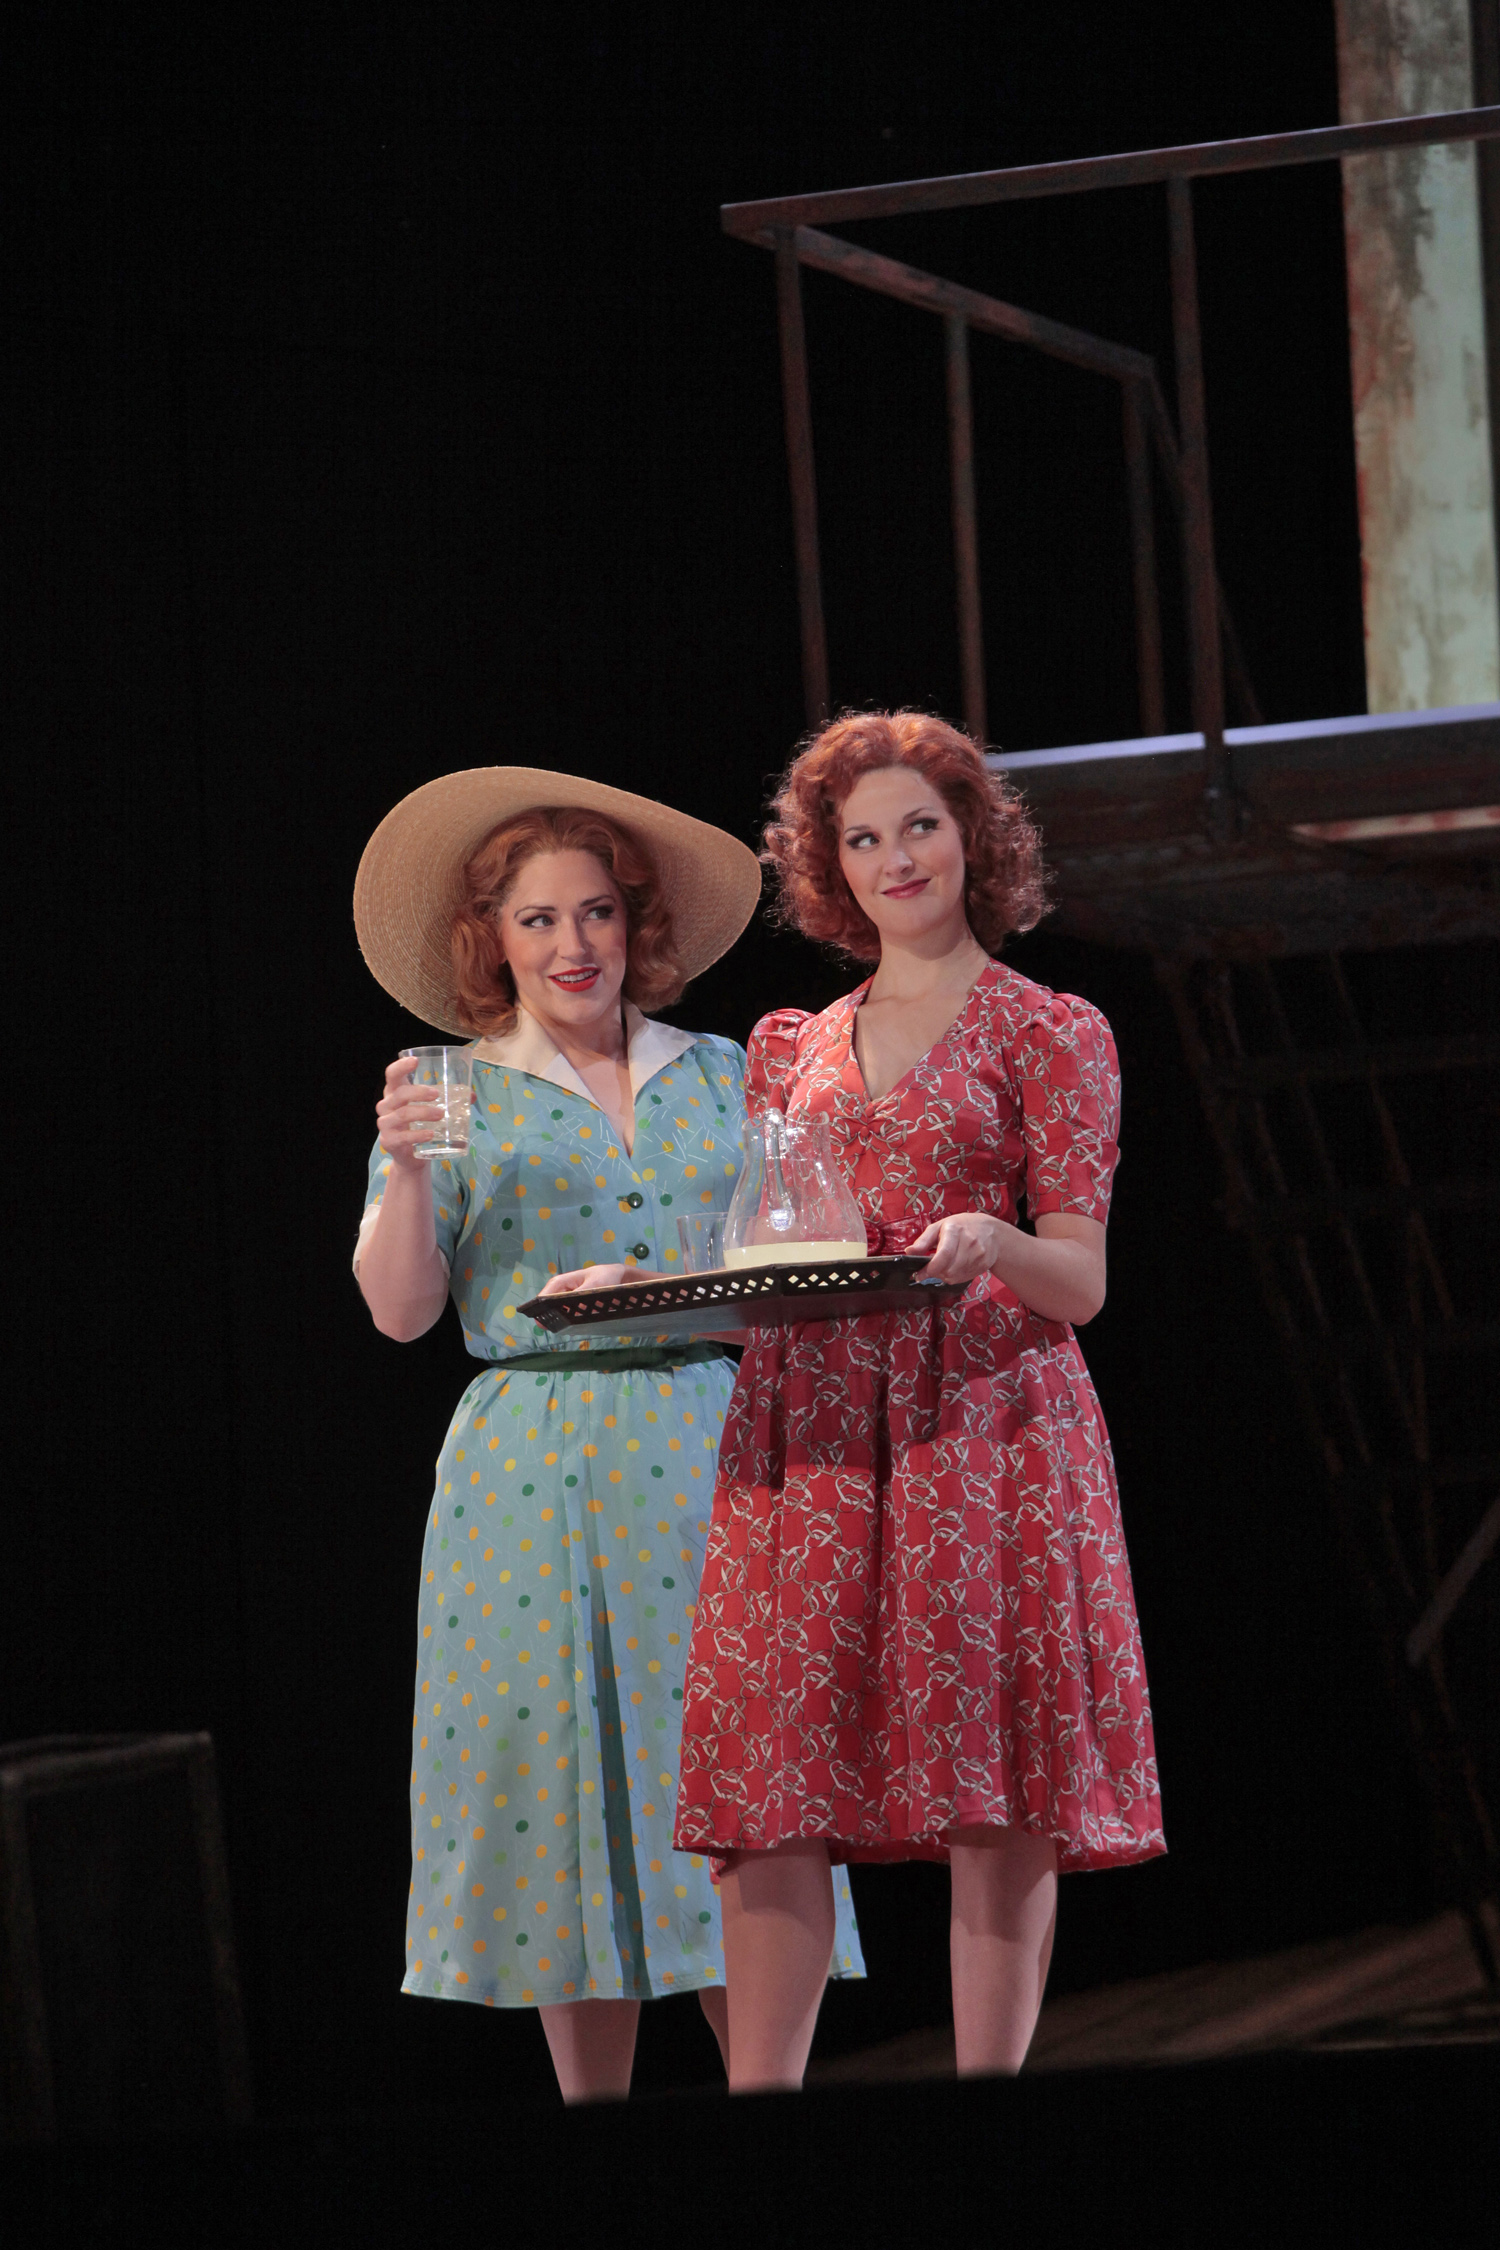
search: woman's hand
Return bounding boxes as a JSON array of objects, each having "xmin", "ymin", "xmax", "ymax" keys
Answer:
[
  {"xmin": 909, "ymin": 1211, "xmax": 1008, "ymax": 1287},
  {"xmin": 910, "ymin": 1209, "xmax": 1107, "ymax": 1324},
  {"xmin": 376, "ymin": 1055, "xmax": 464, "ymax": 1175},
  {"xmin": 540, "ymin": 1264, "xmax": 672, "ymax": 1296}
]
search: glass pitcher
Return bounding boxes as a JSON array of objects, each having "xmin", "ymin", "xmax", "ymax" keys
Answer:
[{"xmin": 722, "ymin": 1109, "xmax": 868, "ymax": 1268}]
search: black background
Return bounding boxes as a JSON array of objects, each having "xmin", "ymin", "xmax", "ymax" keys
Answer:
[{"xmin": 2, "ymin": 1, "xmax": 1439, "ymax": 2116}]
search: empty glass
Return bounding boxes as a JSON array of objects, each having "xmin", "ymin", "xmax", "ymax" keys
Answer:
[
  {"xmin": 676, "ymin": 1213, "xmax": 725, "ymax": 1272},
  {"xmin": 402, "ymin": 1046, "xmax": 474, "ymax": 1161}
]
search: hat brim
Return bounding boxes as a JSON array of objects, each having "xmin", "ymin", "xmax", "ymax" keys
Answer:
[{"xmin": 353, "ymin": 767, "xmax": 763, "ymax": 1035}]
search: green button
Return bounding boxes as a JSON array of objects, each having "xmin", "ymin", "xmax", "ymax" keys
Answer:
[
  {"xmin": 631, "ymin": 1242, "xmax": 650, "ymax": 1259},
  {"xmin": 626, "ymin": 1191, "xmax": 644, "ymax": 1208}
]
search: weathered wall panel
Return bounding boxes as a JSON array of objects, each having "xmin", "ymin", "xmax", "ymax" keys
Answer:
[{"xmin": 1337, "ymin": 0, "xmax": 1500, "ymax": 709}]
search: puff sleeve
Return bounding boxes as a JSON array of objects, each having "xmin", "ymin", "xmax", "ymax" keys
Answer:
[
  {"xmin": 744, "ymin": 1008, "xmax": 813, "ymax": 1117},
  {"xmin": 1013, "ymin": 991, "xmax": 1121, "ymax": 1223}
]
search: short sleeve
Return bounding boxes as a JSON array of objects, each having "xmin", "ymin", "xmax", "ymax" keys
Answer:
[
  {"xmin": 691, "ymin": 1032, "xmax": 749, "ymax": 1116},
  {"xmin": 1013, "ymin": 992, "xmax": 1120, "ymax": 1223},
  {"xmin": 353, "ymin": 1138, "xmax": 466, "ymax": 1278},
  {"xmin": 745, "ymin": 1009, "xmax": 812, "ymax": 1116}
]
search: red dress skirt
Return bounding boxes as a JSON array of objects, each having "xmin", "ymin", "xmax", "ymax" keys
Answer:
[{"xmin": 673, "ymin": 959, "xmax": 1164, "ymax": 1871}]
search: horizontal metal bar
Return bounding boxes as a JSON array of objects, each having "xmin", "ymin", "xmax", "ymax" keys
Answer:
[
  {"xmin": 1233, "ymin": 1181, "xmax": 1500, "ymax": 1231},
  {"xmin": 1213, "ymin": 1032, "xmax": 1500, "ymax": 1092},
  {"xmin": 767, "ymin": 226, "xmax": 1155, "ymax": 383},
  {"xmin": 0, "ymin": 1731, "xmax": 212, "ymax": 1797},
  {"xmin": 1334, "ymin": 1319, "xmax": 1500, "ymax": 1361},
  {"xmin": 1333, "ymin": 1452, "xmax": 1500, "ymax": 1493},
  {"xmin": 1407, "ymin": 1492, "xmax": 1500, "ymax": 1666},
  {"xmin": 722, "ymin": 105, "xmax": 1500, "ymax": 237}
]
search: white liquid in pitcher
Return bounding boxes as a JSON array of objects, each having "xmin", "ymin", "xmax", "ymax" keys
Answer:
[{"xmin": 724, "ymin": 1240, "xmax": 868, "ymax": 1268}]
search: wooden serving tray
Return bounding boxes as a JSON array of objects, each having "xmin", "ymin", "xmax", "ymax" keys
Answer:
[{"xmin": 518, "ymin": 1255, "xmax": 964, "ymax": 1341}]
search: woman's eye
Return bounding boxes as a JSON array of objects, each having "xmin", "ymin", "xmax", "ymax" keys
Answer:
[{"xmin": 846, "ymin": 833, "xmax": 876, "ymax": 850}]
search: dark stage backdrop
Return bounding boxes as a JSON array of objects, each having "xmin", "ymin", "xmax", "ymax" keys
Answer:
[{"xmin": 4, "ymin": 4, "xmax": 1422, "ymax": 2115}]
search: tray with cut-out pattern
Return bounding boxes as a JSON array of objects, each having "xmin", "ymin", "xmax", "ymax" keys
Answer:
[{"xmin": 518, "ymin": 1256, "xmax": 963, "ymax": 1340}]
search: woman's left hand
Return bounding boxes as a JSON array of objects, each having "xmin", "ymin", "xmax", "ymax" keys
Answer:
[
  {"xmin": 909, "ymin": 1211, "xmax": 1006, "ymax": 1286},
  {"xmin": 540, "ymin": 1263, "xmax": 672, "ymax": 1296}
]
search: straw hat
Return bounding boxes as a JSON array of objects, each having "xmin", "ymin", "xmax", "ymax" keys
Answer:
[{"xmin": 354, "ymin": 766, "xmax": 763, "ymax": 1034}]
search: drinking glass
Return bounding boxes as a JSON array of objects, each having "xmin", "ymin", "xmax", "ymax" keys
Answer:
[
  {"xmin": 676, "ymin": 1213, "xmax": 725, "ymax": 1272},
  {"xmin": 401, "ymin": 1046, "xmax": 474, "ymax": 1161}
]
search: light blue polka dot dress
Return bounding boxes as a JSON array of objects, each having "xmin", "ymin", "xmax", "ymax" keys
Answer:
[{"xmin": 361, "ymin": 1005, "xmax": 865, "ymax": 2008}]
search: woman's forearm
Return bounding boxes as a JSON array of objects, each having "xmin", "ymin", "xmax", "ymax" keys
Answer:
[
  {"xmin": 358, "ymin": 1164, "xmax": 450, "ymax": 1340},
  {"xmin": 988, "ymin": 1218, "xmax": 1106, "ymax": 1326}
]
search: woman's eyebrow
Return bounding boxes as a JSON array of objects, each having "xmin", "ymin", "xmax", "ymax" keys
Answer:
[
  {"xmin": 512, "ymin": 892, "xmax": 617, "ymax": 913},
  {"xmin": 841, "ymin": 803, "xmax": 940, "ymax": 833}
]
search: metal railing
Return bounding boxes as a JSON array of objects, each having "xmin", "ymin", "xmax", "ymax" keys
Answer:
[{"xmin": 724, "ymin": 105, "xmax": 1500, "ymax": 839}]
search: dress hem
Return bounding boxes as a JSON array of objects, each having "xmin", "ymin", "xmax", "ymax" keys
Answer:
[{"xmin": 678, "ymin": 1823, "xmax": 1168, "ymax": 1876}]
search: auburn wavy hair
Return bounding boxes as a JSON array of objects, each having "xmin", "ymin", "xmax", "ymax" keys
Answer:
[
  {"xmin": 450, "ymin": 806, "xmax": 685, "ymax": 1036},
  {"xmin": 763, "ymin": 711, "xmax": 1047, "ymax": 961}
]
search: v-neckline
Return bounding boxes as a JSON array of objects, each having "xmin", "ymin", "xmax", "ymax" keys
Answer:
[{"xmin": 845, "ymin": 955, "xmax": 999, "ymax": 1106}]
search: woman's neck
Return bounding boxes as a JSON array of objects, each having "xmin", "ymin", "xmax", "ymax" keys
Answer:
[
  {"xmin": 520, "ymin": 997, "xmax": 635, "ymax": 1153},
  {"xmin": 866, "ymin": 920, "xmax": 989, "ymax": 1006},
  {"xmin": 522, "ymin": 996, "xmax": 629, "ymax": 1071}
]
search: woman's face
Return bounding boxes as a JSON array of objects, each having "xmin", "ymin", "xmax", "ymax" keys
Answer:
[
  {"xmin": 495, "ymin": 848, "xmax": 630, "ymax": 1036},
  {"xmin": 836, "ymin": 764, "xmax": 969, "ymax": 950}
]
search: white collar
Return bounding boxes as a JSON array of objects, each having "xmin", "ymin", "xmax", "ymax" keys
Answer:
[{"xmin": 469, "ymin": 1001, "xmax": 696, "ymax": 1109}]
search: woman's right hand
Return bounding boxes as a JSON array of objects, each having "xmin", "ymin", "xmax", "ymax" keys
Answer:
[{"xmin": 376, "ymin": 1055, "xmax": 448, "ymax": 1175}]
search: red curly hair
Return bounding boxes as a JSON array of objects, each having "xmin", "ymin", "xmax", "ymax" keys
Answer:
[
  {"xmin": 763, "ymin": 711, "xmax": 1047, "ymax": 961},
  {"xmin": 450, "ymin": 806, "xmax": 685, "ymax": 1036}
]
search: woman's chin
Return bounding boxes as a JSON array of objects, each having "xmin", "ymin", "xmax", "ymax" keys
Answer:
[{"xmin": 865, "ymin": 898, "xmax": 964, "ymax": 946}]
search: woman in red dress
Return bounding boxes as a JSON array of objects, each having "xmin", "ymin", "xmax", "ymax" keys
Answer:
[{"xmin": 673, "ymin": 711, "xmax": 1164, "ymax": 2089}]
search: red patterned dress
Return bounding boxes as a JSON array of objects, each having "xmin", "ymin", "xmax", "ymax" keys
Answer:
[{"xmin": 673, "ymin": 958, "xmax": 1164, "ymax": 1871}]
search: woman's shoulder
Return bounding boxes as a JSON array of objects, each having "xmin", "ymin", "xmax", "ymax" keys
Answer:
[
  {"xmin": 748, "ymin": 984, "xmax": 864, "ymax": 1055},
  {"xmin": 680, "ymin": 1027, "xmax": 748, "ymax": 1087},
  {"xmin": 977, "ymin": 960, "xmax": 1116, "ymax": 1065}
]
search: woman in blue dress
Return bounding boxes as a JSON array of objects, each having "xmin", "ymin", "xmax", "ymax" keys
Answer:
[{"xmin": 352, "ymin": 768, "xmax": 864, "ymax": 2101}]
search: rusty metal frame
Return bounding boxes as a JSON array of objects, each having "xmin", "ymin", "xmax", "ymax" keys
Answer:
[
  {"xmin": 1158, "ymin": 955, "xmax": 1500, "ymax": 1981},
  {"xmin": 726, "ymin": 104, "xmax": 1500, "ymax": 816}
]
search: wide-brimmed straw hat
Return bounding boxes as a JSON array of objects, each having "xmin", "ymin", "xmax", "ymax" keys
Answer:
[{"xmin": 354, "ymin": 766, "xmax": 763, "ymax": 1035}]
